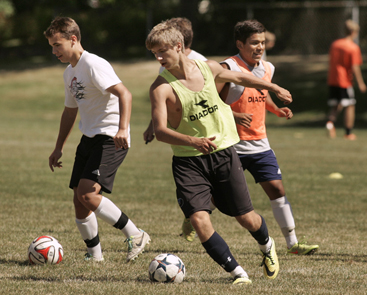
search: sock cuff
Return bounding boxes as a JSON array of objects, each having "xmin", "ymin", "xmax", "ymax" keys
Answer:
[
  {"xmin": 270, "ymin": 196, "xmax": 287, "ymax": 208},
  {"xmin": 76, "ymin": 211, "xmax": 96, "ymax": 224}
]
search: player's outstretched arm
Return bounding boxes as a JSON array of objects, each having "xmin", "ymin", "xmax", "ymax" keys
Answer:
[
  {"xmin": 265, "ymin": 94, "xmax": 293, "ymax": 120},
  {"xmin": 107, "ymin": 83, "xmax": 132, "ymax": 150},
  {"xmin": 49, "ymin": 106, "xmax": 78, "ymax": 172},
  {"xmin": 207, "ymin": 60, "xmax": 292, "ymax": 105}
]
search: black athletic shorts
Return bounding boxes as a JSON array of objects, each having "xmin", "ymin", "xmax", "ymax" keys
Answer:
[
  {"xmin": 69, "ymin": 135, "xmax": 128, "ymax": 193},
  {"xmin": 328, "ymin": 86, "xmax": 356, "ymax": 107},
  {"xmin": 172, "ymin": 146, "xmax": 254, "ymax": 218}
]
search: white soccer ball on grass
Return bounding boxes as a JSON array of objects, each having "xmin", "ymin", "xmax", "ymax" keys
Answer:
[
  {"xmin": 149, "ymin": 253, "xmax": 186, "ymax": 283},
  {"xmin": 28, "ymin": 235, "xmax": 63, "ymax": 265}
]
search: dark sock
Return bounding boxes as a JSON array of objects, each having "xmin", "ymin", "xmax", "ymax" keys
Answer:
[
  {"xmin": 202, "ymin": 231, "xmax": 238, "ymax": 272},
  {"xmin": 249, "ymin": 215, "xmax": 269, "ymax": 245},
  {"xmin": 346, "ymin": 128, "xmax": 351, "ymax": 135}
]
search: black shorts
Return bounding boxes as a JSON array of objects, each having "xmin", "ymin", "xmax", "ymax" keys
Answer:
[
  {"xmin": 328, "ymin": 86, "xmax": 356, "ymax": 107},
  {"xmin": 69, "ymin": 135, "xmax": 128, "ymax": 193},
  {"xmin": 172, "ymin": 146, "xmax": 254, "ymax": 218}
]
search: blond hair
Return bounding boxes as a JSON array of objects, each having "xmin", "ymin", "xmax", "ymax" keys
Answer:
[
  {"xmin": 345, "ymin": 19, "xmax": 359, "ymax": 36},
  {"xmin": 146, "ymin": 21, "xmax": 185, "ymax": 52}
]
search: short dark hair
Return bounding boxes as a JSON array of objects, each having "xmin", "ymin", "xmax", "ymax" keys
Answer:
[
  {"xmin": 44, "ymin": 17, "xmax": 81, "ymax": 41},
  {"xmin": 167, "ymin": 17, "xmax": 193, "ymax": 49},
  {"xmin": 234, "ymin": 20, "xmax": 265, "ymax": 44}
]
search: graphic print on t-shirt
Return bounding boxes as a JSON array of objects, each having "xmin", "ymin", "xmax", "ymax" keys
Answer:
[{"xmin": 70, "ymin": 77, "xmax": 86, "ymax": 101}]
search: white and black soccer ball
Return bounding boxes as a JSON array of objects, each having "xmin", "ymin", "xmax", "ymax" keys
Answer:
[
  {"xmin": 28, "ymin": 235, "xmax": 63, "ymax": 265},
  {"xmin": 149, "ymin": 253, "xmax": 186, "ymax": 283}
]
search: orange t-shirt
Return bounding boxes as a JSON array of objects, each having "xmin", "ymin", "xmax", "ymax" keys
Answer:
[
  {"xmin": 229, "ymin": 56, "xmax": 272, "ymax": 141},
  {"xmin": 327, "ymin": 38, "xmax": 362, "ymax": 88}
]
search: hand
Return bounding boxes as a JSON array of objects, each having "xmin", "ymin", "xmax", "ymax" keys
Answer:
[
  {"xmin": 359, "ymin": 82, "xmax": 367, "ymax": 93},
  {"xmin": 234, "ymin": 112, "xmax": 253, "ymax": 128},
  {"xmin": 49, "ymin": 149, "xmax": 63, "ymax": 172},
  {"xmin": 276, "ymin": 107, "xmax": 293, "ymax": 120},
  {"xmin": 275, "ymin": 86, "xmax": 292, "ymax": 105},
  {"xmin": 113, "ymin": 129, "xmax": 129, "ymax": 150},
  {"xmin": 143, "ymin": 123, "xmax": 155, "ymax": 144},
  {"xmin": 192, "ymin": 136, "xmax": 217, "ymax": 155}
]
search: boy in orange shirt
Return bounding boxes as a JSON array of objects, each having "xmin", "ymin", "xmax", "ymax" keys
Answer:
[{"xmin": 326, "ymin": 19, "xmax": 366, "ymax": 140}]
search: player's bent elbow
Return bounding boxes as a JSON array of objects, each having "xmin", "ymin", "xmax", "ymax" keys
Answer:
[{"xmin": 154, "ymin": 129, "xmax": 165, "ymax": 142}]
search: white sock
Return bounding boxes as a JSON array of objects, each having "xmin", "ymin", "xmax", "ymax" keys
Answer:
[
  {"xmin": 230, "ymin": 266, "xmax": 249, "ymax": 278},
  {"xmin": 259, "ymin": 237, "xmax": 273, "ymax": 254},
  {"xmin": 94, "ymin": 196, "xmax": 122, "ymax": 226},
  {"xmin": 75, "ymin": 212, "xmax": 103, "ymax": 260},
  {"xmin": 270, "ymin": 196, "xmax": 298, "ymax": 248},
  {"xmin": 94, "ymin": 196, "xmax": 140, "ymax": 238},
  {"xmin": 121, "ymin": 219, "xmax": 140, "ymax": 238}
]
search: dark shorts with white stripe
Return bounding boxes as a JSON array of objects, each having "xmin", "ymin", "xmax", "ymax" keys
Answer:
[{"xmin": 69, "ymin": 135, "xmax": 128, "ymax": 194}]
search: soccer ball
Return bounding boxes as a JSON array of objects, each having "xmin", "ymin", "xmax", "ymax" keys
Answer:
[
  {"xmin": 149, "ymin": 253, "xmax": 186, "ymax": 283},
  {"xmin": 28, "ymin": 235, "xmax": 63, "ymax": 265}
]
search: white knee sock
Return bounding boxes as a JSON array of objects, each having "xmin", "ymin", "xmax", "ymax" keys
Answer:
[
  {"xmin": 94, "ymin": 196, "xmax": 140, "ymax": 238},
  {"xmin": 270, "ymin": 196, "xmax": 298, "ymax": 248},
  {"xmin": 75, "ymin": 212, "xmax": 103, "ymax": 260}
]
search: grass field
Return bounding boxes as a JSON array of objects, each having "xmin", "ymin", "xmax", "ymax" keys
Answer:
[{"xmin": 0, "ymin": 57, "xmax": 367, "ymax": 295}]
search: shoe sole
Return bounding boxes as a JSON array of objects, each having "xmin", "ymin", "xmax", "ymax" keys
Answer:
[
  {"xmin": 180, "ymin": 232, "xmax": 195, "ymax": 242},
  {"xmin": 288, "ymin": 247, "xmax": 319, "ymax": 255},
  {"xmin": 233, "ymin": 278, "xmax": 252, "ymax": 285},
  {"xmin": 305, "ymin": 248, "xmax": 318, "ymax": 255}
]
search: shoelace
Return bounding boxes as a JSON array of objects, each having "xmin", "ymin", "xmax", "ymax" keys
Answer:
[
  {"xmin": 84, "ymin": 253, "xmax": 93, "ymax": 260},
  {"xmin": 296, "ymin": 236, "xmax": 310, "ymax": 247},
  {"xmin": 124, "ymin": 236, "xmax": 134, "ymax": 251},
  {"xmin": 260, "ymin": 252, "xmax": 275, "ymax": 267}
]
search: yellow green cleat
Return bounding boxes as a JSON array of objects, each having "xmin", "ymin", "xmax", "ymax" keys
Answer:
[
  {"xmin": 180, "ymin": 218, "xmax": 196, "ymax": 242},
  {"xmin": 261, "ymin": 237, "xmax": 279, "ymax": 280}
]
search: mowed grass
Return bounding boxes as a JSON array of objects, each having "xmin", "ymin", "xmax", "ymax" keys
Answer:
[{"xmin": 0, "ymin": 57, "xmax": 367, "ymax": 295}]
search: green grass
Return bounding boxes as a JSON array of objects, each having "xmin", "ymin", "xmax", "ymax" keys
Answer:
[{"xmin": 1, "ymin": 58, "xmax": 367, "ymax": 295}]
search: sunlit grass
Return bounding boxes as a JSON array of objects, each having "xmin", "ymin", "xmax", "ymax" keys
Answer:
[{"xmin": 0, "ymin": 59, "xmax": 367, "ymax": 295}]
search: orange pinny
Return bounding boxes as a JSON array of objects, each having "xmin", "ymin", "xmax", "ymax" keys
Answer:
[{"xmin": 229, "ymin": 56, "xmax": 272, "ymax": 141}]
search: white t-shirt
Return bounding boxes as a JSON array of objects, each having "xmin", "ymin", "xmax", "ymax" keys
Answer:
[
  {"xmin": 187, "ymin": 49, "xmax": 207, "ymax": 61},
  {"xmin": 221, "ymin": 55, "xmax": 275, "ymax": 154},
  {"xmin": 63, "ymin": 51, "xmax": 130, "ymax": 143},
  {"xmin": 159, "ymin": 49, "xmax": 207, "ymax": 73}
]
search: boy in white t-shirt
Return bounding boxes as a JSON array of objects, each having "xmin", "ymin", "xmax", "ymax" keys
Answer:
[{"xmin": 45, "ymin": 17, "xmax": 150, "ymax": 262}]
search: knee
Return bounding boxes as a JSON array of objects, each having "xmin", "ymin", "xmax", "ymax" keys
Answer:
[
  {"xmin": 236, "ymin": 212, "xmax": 261, "ymax": 232},
  {"xmin": 265, "ymin": 181, "xmax": 285, "ymax": 200},
  {"xmin": 190, "ymin": 212, "xmax": 206, "ymax": 228},
  {"xmin": 75, "ymin": 187, "xmax": 95, "ymax": 206},
  {"xmin": 73, "ymin": 193, "xmax": 85, "ymax": 210}
]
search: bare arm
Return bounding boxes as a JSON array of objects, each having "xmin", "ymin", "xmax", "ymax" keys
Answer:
[
  {"xmin": 265, "ymin": 94, "xmax": 293, "ymax": 119},
  {"xmin": 49, "ymin": 106, "xmax": 78, "ymax": 172},
  {"xmin": 352, "ymin": 65, "xmax": 367, "ymax": 93},
  {"xmin": 106, "ymin": 82, "xmax": 132, "ymax": 149},
  {"xmin": 207, "ymin": 59, "xmax": 292, "ymax": 104},
  {"xmin": 150, "ymin": 79, "xmax": 217, "ymax": 154},
  {"xmin": 217, "ymin": 62, "xmax": 253, "ymax": 128}
]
